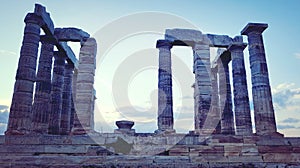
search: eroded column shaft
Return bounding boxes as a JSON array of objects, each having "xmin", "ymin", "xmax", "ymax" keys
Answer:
[
  {"xmin": 218, "ymin": 53, "xmax": 235, "ymax": 135},
  {"xmin": 60, "ymin": 62, "xmax": 74, "ymax": 135},
  {"xmin": 229, "ymin": 39, "xmax": 253, "ymax": 135},
  {"xmin": 6, "ymin": 14, "xmax": 41, "ymax": 135},
  {"xmin": 156, "ymin": 40, "xmax": 174, "ymax": 132},
  {"xmin": 241, "ymin": 23, "xmax": 277, "ymax": 135},
  {"xmin": 31, "ymin": 36, "xmax": 54, "ymax": 133}
]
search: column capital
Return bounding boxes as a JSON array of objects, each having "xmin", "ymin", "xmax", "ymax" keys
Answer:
[
  {"xmin": 192, "ymin": 42, "xmax": 210, "ymax": 50},
  {"xmin": 228, "ymin": 42, "xmax": 247, "ymax": 51},
  {"xmin": 241, "ymin": 23, "xmax": 268, "ymax": 35},
  {"xmin": 24, "ymin": 13, "xmax": 43, "ymax": 26},
  {"xmin": 156, "ymin": 40, "xmax": 173, "ymax": 49}
]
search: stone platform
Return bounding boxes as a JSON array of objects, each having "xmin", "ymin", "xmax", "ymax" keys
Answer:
[{"xmin": 1, "ymin": 133, "xmax": 300, "ymax": 167}]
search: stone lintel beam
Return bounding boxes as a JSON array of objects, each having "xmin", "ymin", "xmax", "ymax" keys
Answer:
[
  {"xmin": 34, "ymin": 4, "xmax": 54, "ymax": 35},
  {"xmin": 241, "ymin": 23, "xmax": 268, "ymax": 35},
  {"xmin": 206, "ymin": 34, "xmax": 233, "ymax": 47},
  {"xmin": 54, "ymin": 28, "xmax": 90, "ymax": 42},
  {"xmin": 58, "ymin": 42, "xmax": 79, "ymax": 69},
  {"xmin": 165, "ymin": 29, "xmax": 203, "ymax": 46}
]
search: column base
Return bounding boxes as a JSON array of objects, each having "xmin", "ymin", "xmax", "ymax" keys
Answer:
[
  {"xmin": 154, "ymin": 129, "xmax": 176, "ymax": 135},
  {"xmin": 114, "ymin": 129, "xmax": 135, "ymax": 136}
]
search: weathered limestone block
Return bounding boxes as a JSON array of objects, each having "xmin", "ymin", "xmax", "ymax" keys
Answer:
[
  {"xmin": 206, "ymin": 34, "xmax": 233, "ymax": 47},
  {"xmin": 31, "ymin": 35, "xmax": 54, "ymax": 134},
  {"xmin": 258, "ymin": 145, "xmax": 292, "ymax": 153},
  {"xmin": 6, "ymin": 14, "xmax": 41, "ymax": 135},
  {"xmin": 72, "ymin": 38, "xmax": 97, "ymax": 135},
  {"xmin": 241, "ymin": 23, "xmax": 277, "ymax": 136},
  {"xmin": 227, "ymin": 155, "xmax": 263, "ymax": 162},
  {"xmin": 262, "ymin": 153, "xmax": 300, "ymax": 163},
  {"xmin": 54, "ymin": 28, "xmax": 90, "ymax": 42},
  {"xmin": 228, "ymin": 36, "xmax": 253, "ymax": 136},
  {"xmin": 165, "ymin": 29, "xmax": 203, "ymax": 45},
  {"xmin": 224, "ymin": 145, "xmax": 242, "ymax": 156},
  {"xmin": 156, "ymin": 40, "xmax": 175, "ymax": 133},
  {"xmin": 241, "ymin": 145, "xmax": 259, "ymax": 156}
]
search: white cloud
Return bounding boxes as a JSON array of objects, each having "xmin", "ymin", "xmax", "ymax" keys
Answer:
[
  {"xmin": 0, "ymin": 50, "xmax": 16, "ymax": 56},
  {"xmin": 272, "ymin": 83, "xmax": 300, "ymax": 136},
  {"xmin": 295, "ymin": 53, "xmax": 300, "ymax": 59}
]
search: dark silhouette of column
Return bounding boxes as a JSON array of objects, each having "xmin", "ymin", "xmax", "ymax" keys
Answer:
[
  {"xmin": 31, "ymin": 35, "xmax": 54, "ymax": 134},
  {"xmin": 48, "ymin": 51, "xmax": 65, "ymax": 134},
  {"xmin": 218, "ymin": 51, "xmax": 235, "ymax": 135},
  {"xmin": 6, "ymin": 14, "xmax": 41, "ymax": 135},
  {"xmin": 156, "ymin": 40, "xmax": 175, "ymax": 134},
  {"xmin": 60, "ymin": 61, "xmax": 74, "ymax": 135},
  {"xmin": 228, "ymin": 36, "xmax": 253, "ymax": 135},
  {"xmin": 241, "ymin": 23, "xmax": 277, "ymax": 135},
  {"xmin": 193, "ymin": 42, "xmax": 212, "ymax": 134}
]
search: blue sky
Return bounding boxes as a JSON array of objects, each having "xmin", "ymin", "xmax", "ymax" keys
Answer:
[{"xmin": 0, "ymin": 0, "xmax": 300, "ymax": 136}]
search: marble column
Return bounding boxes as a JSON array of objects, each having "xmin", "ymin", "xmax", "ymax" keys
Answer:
[
  {"xmin": 211, "ymin": 67, "xmax": 221, "ymax": 134},
  {"xmin": 156, "ymin": 40, "xmax": 174, "ymax": 133},
  {"xmin": 72, "ymin": 38, "xmax": 97, "ymax": 135},
  {"xmin": 48, "ymin": 51, "xmax": 65, "ymax": 134},
  {"xmin": 60, "ymin": 61, "xmax": 74, "ymax": 135},
  {"xmin": 241, "ymin": 23, "xmax": 277, "ymax": 135},
  {"xmin": 31, "ymin": 35, "xmax": 54, "ymax": 134},
  {"xmin": 228, "ymin": 36, "xmax": 253, "ymax": 135},
  {"xmin": 6, "ymin": 14, "xmax": 41, "ymax": 135},
  {"xmin": 218, "ymin": 51, "xmax": 235, "ymax": 135},
  {"xmin": 193, "ymin": 42, "xmax": 212, "ymax": 134}
]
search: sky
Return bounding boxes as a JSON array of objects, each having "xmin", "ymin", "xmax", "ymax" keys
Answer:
[{"xmin": 0, "ymin": 0, "xmax": 300, "ymax": 136}]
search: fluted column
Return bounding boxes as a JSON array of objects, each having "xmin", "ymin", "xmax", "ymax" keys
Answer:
[
  {"xmin": 156, "ymin": 40, "xmax": 175, "ymax": 133},
  {"xmin": 193, "ymin": 41, "xmax": 212, "ymax": 134},
  {"xmin": 72, "ymin": 38, "xmax": 97, "ymax": 135},
  {"xmin": 60, "ymin": 61, "xmax": 74, "ymax": 135},
  {"xmin": 31, "ymin": 35, "xmax": 54, "ymax": 134},
  {"xmin": 228, "ymin": 36, "xmax": 253, "ymax": 135},
  {"xmin": 48, "ymin": 51, "xmax": 65, "ymax": 134},
  {"xmin": 6, "ymin": 14, "xmax": 41, "ymax": 135},
  {"xmin": 211, "ymin": 67, "xmax": 221, "ymax": 134},
  {"xmin": 218, "ymin": 51, "xmax": 235, "ymax": 135},
  {"xmin": 241, "ymin": 23, "xmax": 277, "ymax": 135}
]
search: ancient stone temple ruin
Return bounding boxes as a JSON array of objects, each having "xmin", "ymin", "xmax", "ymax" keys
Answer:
[
  {"xmin": 155, "ymin": 26, "xmax": 278, "ymax": 137},
  {"xmin": 5, "ymin": 4, "xmax": 97, "ymax": 136},
  {"xmin": 1, "ymin": 4, "xmax": 300, "ymax": 168}
]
